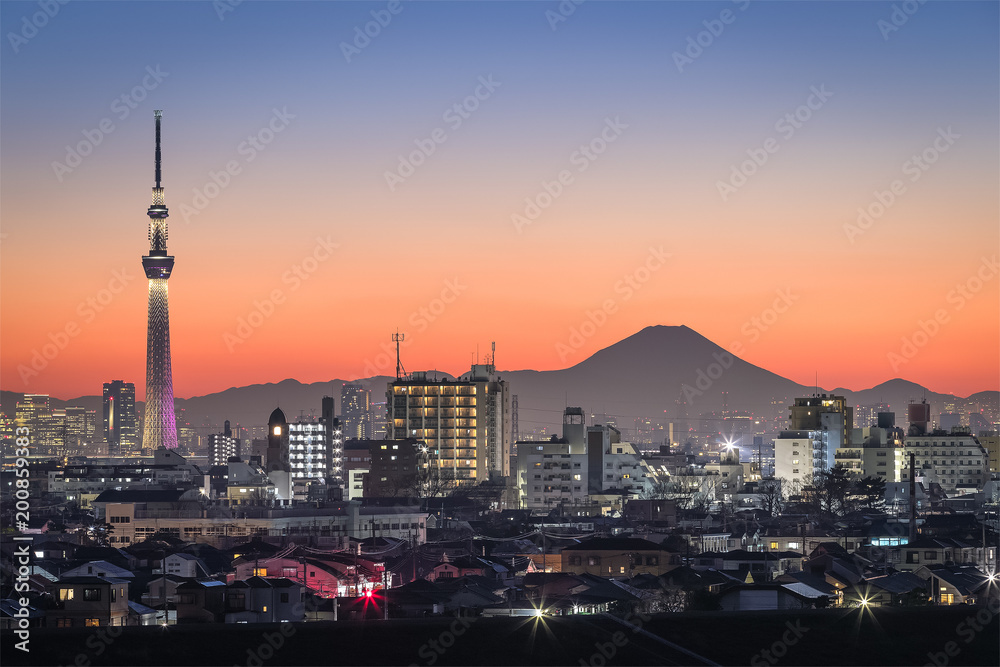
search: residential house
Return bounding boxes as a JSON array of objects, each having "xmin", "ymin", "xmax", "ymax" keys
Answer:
[
  {"xmin": 164, "ymin": 553, "xmax": 211, "ymax": 578},
  {"xmin": 843, "ymin": 572, "xmax": 927, "ymax": 607},
  {"xmin": 561, "ymin": 537, "xmax": 679, "ymax": 577},
  {"xmin": 718, "ymin": 583, "xmax": 825, "ymax": 611},
  {"xmin": 50, "ymin": 576, "xmax": 130, "ymax": 628},
  {"xmin": 914, "ymin": 564, "xmax": 994, "ymax": 605},
  {"xmin": 224, "ymin": 577, "xmax": 304, "ymax": 623},
  {"xmin": 175, "ymin": 580, "xmax": 228, "ymax": 623}
]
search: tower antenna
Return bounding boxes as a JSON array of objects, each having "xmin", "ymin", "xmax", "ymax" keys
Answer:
[
  {"xmin": 154, "ymin": 109, "xmax": 162, "ymax": 189},
  {"xmin": 392, "ymin": 331, "xmax": 406, "ymax": 380}
]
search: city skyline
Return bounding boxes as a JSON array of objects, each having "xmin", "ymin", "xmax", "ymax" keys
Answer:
[{"xmin": 2, "ymin": 1, "xmax": 998, "ymax": 402}]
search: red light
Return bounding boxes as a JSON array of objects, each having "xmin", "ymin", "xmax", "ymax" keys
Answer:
[{"xmin": 365, "ymin": 590, "xmax": 372, "ymax": 598}]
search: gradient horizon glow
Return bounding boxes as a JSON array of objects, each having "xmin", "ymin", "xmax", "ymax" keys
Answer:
[{"xmin": 1, "ymin": 1, "xmax": 997, "ymax": 402}]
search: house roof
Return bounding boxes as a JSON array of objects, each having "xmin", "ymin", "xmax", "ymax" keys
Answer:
[
  {"xmin": 61, "ymin": 560, "xmax": 135, "ymax": 579},
  {"xmin": 782, "ymin": 581, "xmax": 832, "ymax": 600},
  {"xmin": 127, "ymin": 600, "xmax": 157, "ymax": 616},
  {"xmin": 783, "ymin": 571, "xmax": 838, "ymax": 595},
  {"xmin": 93, "ymin": 489, "xmax": 189, "ymax": 503},
  {"xmin": 561, "ymin": 537, "xmax": 665, "ymax": 552},
  {"xmin": 0, "ymin": 599, "xmax": 44, "ymax": 619},
  {"xmin": 176, "ymin": 579, "xmax": 227, "ymax": 590},
  {"xmin": 860, "ymin": 572, "xmax": 926, "ymax": 595},
  {"xmin": 58, "ymin": 576, "xmax": 129, "ymax": 585}
]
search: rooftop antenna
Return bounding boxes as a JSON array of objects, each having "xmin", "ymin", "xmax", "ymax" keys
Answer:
[
  {"xmin": 392, "ymin": 331, "xmax": 406, "ymax": 380},
  {"xmin": 491, "ymin": 341, "xmax": 496, "ymax": 373}
]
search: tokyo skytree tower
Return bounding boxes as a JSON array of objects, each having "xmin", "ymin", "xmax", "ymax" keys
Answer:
[{"xmin": 141, "ymin": 110, "xmax": 178, "ymax": 449}]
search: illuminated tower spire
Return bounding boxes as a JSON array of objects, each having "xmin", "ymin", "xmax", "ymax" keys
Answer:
[{"xmin": 141, "ymin": 110, "xmax": 178, "ymax": 450}]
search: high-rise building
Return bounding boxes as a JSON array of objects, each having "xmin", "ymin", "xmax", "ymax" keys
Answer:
[
  {"xmin": 141, "ymin": 110, "xmax": 178, "ymax": 450},
  {"xmin": 209, "ymin": 420, "xmax": 240, "ymax": 466},
  {"xmin": 907, "ymin": 400, "xmax": 931, "ymax": 436},
  {"xmin": 981, "ymin": 434, "xmax": 1000, "ymax": 473},
  {"xmin": 788, "ymin": 394, "xmax": 853, "ymax": 450},
  {"xmin": 341, "ymin": 384, "xmax": 371, "ymax": 440},
  {"xmin": 321, "ymin": 396, "xmax": 344, "ymax": 491},
  {"xmin": 15, "ymin": 394, "xmax": 50, "ymax": 435},
  {"xmin": 901, "ymin": 431, "xmax": 989, "ymax": 494},
  {"xmin": 370, "ymin": 400, "xmax": 388, "ymax": 440},
  {"xmin": 518, "ymin": 409, "xmax": 590, "ymax": 511},
  {"xmin": 774, "ymin": 430, "xmax": 831, "ymax": 491},
  {"xmin": 364, "ymin": 439, "xmax": 424, "ymax": 497},
  {"xmin": 288, "ymin": 419, "xmax": 327, "ymax": 482},
  {"xmin": 103, "ymin": 381, "xmax": 138, "ymax": 456},
  {"xmin": 64, "ymin": 406, "xmax": 97, "ymax": 455},
  {"xmin": 15, "ymin": 394, "xmax": 64, "ymax": 456},
  {"xmin": 387, "ymin": 363, "xmax": 511, "ymax": 488},
  {"xmin": 587, "ymin": 422, "xmax": 620, "ymax": 494}
]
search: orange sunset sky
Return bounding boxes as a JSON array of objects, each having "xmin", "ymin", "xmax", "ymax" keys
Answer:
[{"xmin": 1, "ymin": 1, "xmax": 997, "ymax": 401}]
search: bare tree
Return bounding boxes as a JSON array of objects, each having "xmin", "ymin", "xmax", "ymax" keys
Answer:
[{"xmin": 758, "ymin": 478, "xmax": 784, "ymax": 517}]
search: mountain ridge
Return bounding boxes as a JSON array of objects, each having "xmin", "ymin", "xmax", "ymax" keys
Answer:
[{"xmin": 2, "ymin": 326, "xmax": 996, "ymax": 433}]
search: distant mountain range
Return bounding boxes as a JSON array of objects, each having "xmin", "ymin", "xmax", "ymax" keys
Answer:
[{"xmin": 3, "ymin": 326, "xmax": 997, "ymax": 435}]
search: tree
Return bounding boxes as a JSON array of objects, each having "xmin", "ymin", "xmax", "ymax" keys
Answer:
[
  {"xmin": 806, "ymin": 465, "xmax": 855, "ymax": 519},
  {"xmin": 854, "ymin": 476, "xmax": 886, "ymax": 511},
  {"xmin": 84, "ymin": 521, "xmax": 115, "ymax": 547},
  {"xmin": 661, "ymin": 534, "xmax": 689, "ymax": 553},
  {"xmin": 758, "ymin": 478, "xmax": 784, "ymax": 517}
]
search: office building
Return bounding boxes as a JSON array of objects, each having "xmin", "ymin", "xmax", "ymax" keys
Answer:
[
  {"xmin": 103, "ymin": 381, "xmax": 138, "ymax": 457},
  {"xmin": 341, "ymin": 384, "xmax": 371, "ymax": 440}
]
